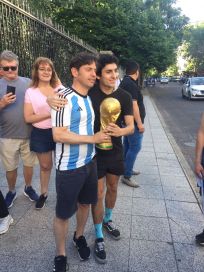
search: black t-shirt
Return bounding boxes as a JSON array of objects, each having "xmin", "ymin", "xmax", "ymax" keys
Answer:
[
  {"xmin": 119, "ymin": 75, "xmax": 146, "ymax": 124},
  {"xmin": 89, "ymin": 84, "xmax": 133, "ymax": 158}
]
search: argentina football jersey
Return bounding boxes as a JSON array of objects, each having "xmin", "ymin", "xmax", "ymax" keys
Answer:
[{"xmin": 51, "ymin": 87, "xmax": 95, "ymax": 171}]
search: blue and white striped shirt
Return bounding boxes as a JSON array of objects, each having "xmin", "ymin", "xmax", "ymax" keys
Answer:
[{"xmin": 51, "ymin": 87, "xmax": 95, "ymax": 170}]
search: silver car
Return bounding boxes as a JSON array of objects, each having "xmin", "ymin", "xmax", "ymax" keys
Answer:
[{"xmin": 182, "ymin": 77, "xmax": 204, "ymax": 100}]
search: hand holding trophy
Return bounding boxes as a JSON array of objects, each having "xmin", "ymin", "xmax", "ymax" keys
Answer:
[{"xmin": 96, "ymin": 97, "xmax": 121, "ymax": 150}]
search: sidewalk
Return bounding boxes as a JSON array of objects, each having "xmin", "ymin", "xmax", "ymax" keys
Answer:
[{"xmin": 1, "ymin": 94, "xmax": 204, "ymax": 272}]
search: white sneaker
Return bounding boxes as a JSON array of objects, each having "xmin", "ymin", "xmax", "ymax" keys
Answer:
[{"xmin": 0, "ymin": 215, "xmax": 14, "ymax": 234}]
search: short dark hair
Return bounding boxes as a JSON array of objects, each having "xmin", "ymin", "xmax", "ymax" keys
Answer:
[
  {"xmin": 69, "ymin": 52, "xmax": 97, "ymax": 72},
  {"xmin": 125, "ymin": 61, "xmax": 140, "ymax": 75},
  {"xmin": 97, "ymin": 54, "xmax": 119, "ymax": 76}
]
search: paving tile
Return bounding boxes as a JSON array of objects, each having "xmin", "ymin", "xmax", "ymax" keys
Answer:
[
  {"xmin": 166, "ymin": 200, "xmax": 203, "ymax": 222},
  {"xmin": 163, "ymin": 186, "xmax": 196, "ymax": 202},
  {"xmin": 114, "ymin": 196, "xmax": 132, "ymax": 215},
  {"xmin": 132, "ymin": 185, "xmax": 164, "ymax": 199},
  {"xmin": 129, "ymin": 240, "xmax": 178, "ymax": 272},
  {"xmin": 174, "ymin": 243, "xmax": 204, "ymax": 272},
  {"xmin": 131, "ymin": 215, "xmax": 171, "ymax": 242},
  {"xmin": 132, "ymin": 198, "xmax": 167, "ymax": 217},
  {"xmin": 136, "ymin": 174, "xmax": 161, "ymax": 186},
  {"xmin": 159, "ymin": 166, "xmax": 185, "ymax": 176},
  {"xmin": 160, "ymin": 175, "xmax": 190, "ymax": 188},
  {"xmin": 169, "ymin": 217, "xmax": 204, "ymax": 244}
]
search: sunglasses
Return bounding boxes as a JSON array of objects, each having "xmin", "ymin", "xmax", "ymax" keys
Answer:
[{"xmin": 1, "ymin": 66, "xmax": 18, "ymax": 71}]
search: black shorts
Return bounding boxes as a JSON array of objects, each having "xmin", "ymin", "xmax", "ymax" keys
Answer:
[
  {"xmin": 55, "ymin": 158, "xmax": 98, "ymax": 219},
  {"xmin": 97, "ymin": 154, "xmax": 124, "ymax": 179},
  {"xmin": 30, "ymin": 127, "xmax": 55, "ymax": 153}
]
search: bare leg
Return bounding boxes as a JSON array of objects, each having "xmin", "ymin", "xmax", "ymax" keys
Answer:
[
  {"xmin": 54, "ymin": 216, "xmax": 69, "ymax": 256},
  {"xmin": 6, "ymin": 169, "xmax": 17, "ymax": 191},
  {"xmin": 75, "ymin": 204, "xmax": 90, "ymax": 238},
  {"xmin": 105, "ymin": 174, "xmax": 120, "ymax": 209},
  {"xmin": 36, "ymin": 152, "xmax": 53, "ymax": 195},
  {"xmin": 92, "ymin": 178, "xmax": 105, "ymax": 224},
  {"xmin": 23, "ymin": 166, "xmax": 33, "ymax": 187}
]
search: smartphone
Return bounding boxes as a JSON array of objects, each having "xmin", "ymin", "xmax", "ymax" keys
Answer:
[{"xmin": 6, "ymin": 85, "xmax": 16, "ymax": 95}]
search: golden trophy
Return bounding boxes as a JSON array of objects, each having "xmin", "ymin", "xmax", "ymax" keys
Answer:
[{"xmin": 96, "ymin": 97, "xmax": 121, "ymax": 150}]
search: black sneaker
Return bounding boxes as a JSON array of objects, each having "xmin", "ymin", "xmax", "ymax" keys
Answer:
[
  {"xmin": 24, "ymin": 186, "xmax": 39, "ymax": 202},
  {"xmin": 103, "ymin": 220, "xmax": 121, "ymax": 240},
  {"xmin": 94, "ymin": 238, "xmax": 107, "ymax": 264},
  {"xmin": 73, "ymin": 232, "xmax": 90, "ymax": 260},
  {"xmin": 35, "ymin": 194, "xmax": 47, "ymax": 210},
  {"xmin": 5, "ymin": 191, "xmax": 17, "ymax": 208},
  {"xmin": 195, "ymin": 229, "xmax": 204, "ymax": 246},
  {"xmin": 53, "ymin": 255, "xmax": 68, "ymax": 272}
]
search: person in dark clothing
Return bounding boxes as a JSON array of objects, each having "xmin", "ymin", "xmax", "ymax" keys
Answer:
[
  {"xmin": 120, "ymin": 61, "xmax": 146, "ymax": 187},
  {"xmin": 0, "ymin": 190, "xmax": 13, "ymax": 234}
]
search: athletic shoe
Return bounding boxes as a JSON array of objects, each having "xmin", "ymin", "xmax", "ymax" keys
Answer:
[
  {"xmin": 35, "ymin": 194, "xmax": 47, "ymax": 210},
  {"xmin": 103, "ymin": 220, "xmax": 121, "ymax": 240},
  {"xmin": 94, "ymin": 238, "xmax": 107, "ymax": 264},
  {"xmin": 195, "ymin": 230, "xmax": 204, "ymax": 246},
  {"xmin": 121, "ymin": 176, "xmax": 140, "ymax": 188},
  {"xmin": 53, "ymin": 255, "xmax": 68, "ymax": 272},
  {"xmin": 132, "ymin": 170, "xmax": 140, "ymax": 175},
  {"xmin": 5, "ymin": 191, "xmax": 17, "ymax": 208},
  {"xmin": 24, "ymin": 186, "xmax": 39, "ymax": 202},
  {"xmin": 0, "ymin": 215, "xmax": 14, "ymax": 234},
  {"xmin": 73, "ymin": 232, "xmax": 90, "ymax": 260}
]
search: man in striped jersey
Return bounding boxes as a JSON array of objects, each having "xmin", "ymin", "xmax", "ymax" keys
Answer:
[{"xmin": 51, "ymin": 52, "xmax": 111, "ymax": 272}]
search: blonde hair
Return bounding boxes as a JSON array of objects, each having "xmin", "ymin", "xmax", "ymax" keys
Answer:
[{"xmin": 31, "ymin": 57, "xmax": 59, "ymax": 88}]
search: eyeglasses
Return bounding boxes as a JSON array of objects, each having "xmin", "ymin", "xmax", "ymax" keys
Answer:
[{"xmin": 1, "ymin": 66, "xmax": 18, "ymax": 71}]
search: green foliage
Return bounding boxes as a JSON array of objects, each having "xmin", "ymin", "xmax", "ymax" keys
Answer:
[
  {"xmin": 182, "ymin": 23, "xmax": 204, "ymax": 73},
  {"xmin": 26, "ymin": 0, "xmax": 188, "ymax": 73}
]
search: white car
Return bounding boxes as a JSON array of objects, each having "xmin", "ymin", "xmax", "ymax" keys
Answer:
[
  {"xmin": 160, "ymin": 77, "xmax": 169, "ymax": 84},
  {"xmin": 182, "ymin": 77, "xmax": 204, "ymax": 100}
]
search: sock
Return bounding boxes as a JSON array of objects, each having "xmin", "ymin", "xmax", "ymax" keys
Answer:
[
  {"xmin": 103, "ymin": 207, "xmax": 113, "ymax": 223},
  {"xmin": 94, "ymin": 223, "xmax": 103, "ymax": 239},
  {"xmin": 11, "ymin": 189, "xmax": 16, "ymax": 194}
]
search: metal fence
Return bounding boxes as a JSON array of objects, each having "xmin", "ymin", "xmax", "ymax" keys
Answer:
[{"xmin": 0, "ymin": 0, "xmax": 97, "ymax": 84}]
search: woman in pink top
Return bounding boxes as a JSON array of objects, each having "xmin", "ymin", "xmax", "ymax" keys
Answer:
[{"xmin": 24, "ymin": 57, "xmax": 60, "ymax": 210}]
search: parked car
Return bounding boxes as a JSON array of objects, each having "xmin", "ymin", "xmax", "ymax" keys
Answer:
[
  {"xmin": 160, "ymin": 77, "xmax": 169, "ymax": 84},
  {"xmin": 181, "ymin": 77, "xmax": 204, "ymax": 100}
]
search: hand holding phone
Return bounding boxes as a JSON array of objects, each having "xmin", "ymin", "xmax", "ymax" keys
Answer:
[{"xmin": 6, "ymin": 85, "xmax": 16, "ymax": 95}]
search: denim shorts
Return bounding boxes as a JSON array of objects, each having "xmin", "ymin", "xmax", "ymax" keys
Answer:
[
  {"xmin": 30, "ymin": 127, "xmax": 55, "ymax": 153},
  {"xmin": 55, "ymin": 158, "xmax": 98, "ymax": 219}
]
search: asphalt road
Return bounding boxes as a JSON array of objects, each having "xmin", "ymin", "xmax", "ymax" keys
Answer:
[{"xmin": 148, "ymin": 82, "xmax": 204, "ymax": 171}]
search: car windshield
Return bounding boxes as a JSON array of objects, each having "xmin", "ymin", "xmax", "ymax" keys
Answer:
[{"xmin": 191, "ymin": 78, "xmax": 204, "ymax": 85}]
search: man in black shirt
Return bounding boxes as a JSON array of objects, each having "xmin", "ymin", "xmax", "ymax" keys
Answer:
[
  {"xmin": 119, "ymin": 61, "xmax": 146, "ymax": 187},
  {"xmin": 90, "ymin": 54, "xmax": 134, "ymax": 263}
]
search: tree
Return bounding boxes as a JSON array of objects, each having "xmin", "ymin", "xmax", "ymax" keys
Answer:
[
  {"xmin": 26, "ymin": 0, "xmax": 188, "ymax": 73},
  {"xmin": 182, "ymin": 23, "xmax": 204, "ymax": 74}
]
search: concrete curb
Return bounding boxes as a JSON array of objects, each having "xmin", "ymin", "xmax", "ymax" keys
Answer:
[{"xmin": 146, "ymin": 88, "xmax": 202, "ymax": 212}]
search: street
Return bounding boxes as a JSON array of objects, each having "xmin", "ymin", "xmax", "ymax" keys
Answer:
[{"xmin": 148, "ymin": 81, "xmax": 204, "ymax": 171}]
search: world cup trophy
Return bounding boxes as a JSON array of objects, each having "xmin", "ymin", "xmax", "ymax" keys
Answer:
[{"xmin": 96, "ymin": 97, "xmax": 121, "ymax": 150}]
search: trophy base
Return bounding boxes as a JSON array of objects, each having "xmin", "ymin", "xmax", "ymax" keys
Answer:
[{"xmin": 96, "ymin": 143, "xmax": 113, "ymax": 150}]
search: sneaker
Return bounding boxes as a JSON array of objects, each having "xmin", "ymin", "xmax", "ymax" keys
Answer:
[
  {"xmin": 94, "ymin": 238, "xmax": 107, "ymax": 264},
  {"xmin": 0, "ymin": 215, "xmax": 14, "ymax": 234},
  {"xmin": 5, "ymin": 191, "xmax": 17, "ymax": 208},
  {"xmin": 103, "ymin": 220, "xmax": 121, "ymax": 240},
  {"xmin": 24, "ymin": 186, "xmax": 39, "ymax": 202},
  {"xmin": 35, "ymin": 194, "xmax": 47, "ymax": 210},
  {"xmin": 195, "ymin": 230, "xmax": 204, "ymax": 246},
  {"xmin": 73, "ymin": 232, "xmax": 90, "ymax": 260},
  {"xmin": 53, "ymin": 255, "xmax": 68, "ymax": 272},
  {"xmin": 132, "ymin": 170, "xmax": 140, "ymax": 175},
  {"xmin": 121, "ymin": 176, "xmax": 140, "ymax": 188}
]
